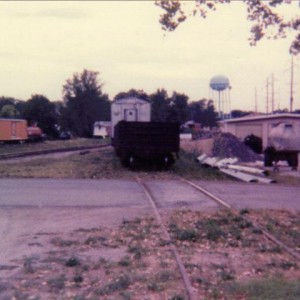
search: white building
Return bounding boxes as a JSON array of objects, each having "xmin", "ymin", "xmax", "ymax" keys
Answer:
[{"xmin": 111, "ymin": 97, "xmax": 151, "ymax": 138}]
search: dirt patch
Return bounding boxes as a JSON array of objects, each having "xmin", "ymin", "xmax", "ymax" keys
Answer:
[
  {"xmin": 180, "ymin": 138, "xmax": 214, "ymax": 156},
  {"xmin": 1, "ymin": 209, "xmax": 299, "ymax": 299}
]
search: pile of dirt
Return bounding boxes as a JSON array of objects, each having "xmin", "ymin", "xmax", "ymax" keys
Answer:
[{"xmin": 212, "ymin": 132, "xmax": 261, "ymax": 162}]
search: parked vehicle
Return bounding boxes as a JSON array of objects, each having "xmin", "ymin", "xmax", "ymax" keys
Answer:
[
  {"xmin": 27, "ymin": 125, "xmax": 43, "ymax": 142},
  {"xmin": 0, "ymin": 118, "xmax": 28, "ymax": 142},
  {"xmin": 59, "ymin": 131, "xmax": 72, "ymax": 140},
  {"xmin": 264, "ymin": 122, "xmax": 300, "ymax": 170},
  {"xmin": 111, "ymin": 97, "xmax": 179, "ymax": 168}
]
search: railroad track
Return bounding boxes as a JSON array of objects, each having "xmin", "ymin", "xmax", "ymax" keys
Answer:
[
  {"xmin": 135, "ymin": 175, "xmax": 300, "ymax": 300},
  {"xmin": 0, "ymin": 143, "xmax": 111, "ymax": 160}
]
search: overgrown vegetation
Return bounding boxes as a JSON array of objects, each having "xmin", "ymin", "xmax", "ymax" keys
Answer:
[
  {"xmin": 2, "ymin": 209, "xmax": 299, "ymax": 299},
  {"xmin": 0, "ymin": 148, "xmax": 229, "ymax": 180},
  {"xmin": 0, "ymin": 138, "xmax": 107, "ymax": 155},
  {"xmin": 226, "ymin": 277, "xmax": 300, "ymax": 300}
]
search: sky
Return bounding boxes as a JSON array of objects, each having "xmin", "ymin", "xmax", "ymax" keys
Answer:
[{"xmin": 0, "ymin": 0, "xmax": 300, "ymax": 112}]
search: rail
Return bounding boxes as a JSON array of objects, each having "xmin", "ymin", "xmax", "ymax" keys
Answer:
[
  {"xmin": 181, "ymin": 177, "xmax": 300, "ymax": 261},
  {"xmin": 0, "ymin": 144, "xmax": 111, "ymax": 160},
  {"xmin": 135, "ymin": 176, "xmax": 299, "ymax": 300}
]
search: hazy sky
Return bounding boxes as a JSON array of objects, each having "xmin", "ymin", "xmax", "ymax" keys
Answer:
[{"xmin": 0, "ymin": 0, "xmax": 300, "ymax": 112}]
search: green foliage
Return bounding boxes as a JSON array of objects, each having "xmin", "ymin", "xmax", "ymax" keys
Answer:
[
  {"xmin": 150, "ymin": 88, "xmax": 169, "ymax": 122},
  {"xmin": 227, "ymin": 278, "xmax": 300, "ymax": 300},
  {"xmin": 96, "ymin": 274, "xmax": 131, "ymax": 295},
  {"xmin": 47, "ymin": 275, "xmax": 66, "ymax": 291},
  {"xmin": 170, "ymin": 223, "xmax": 199, "ymax": 242},
  {"xmin": 23, "ymin": 94, "xmax": 58, "ymax": 137},
  {"xmin": 189, "ymin": 99, "xmax": 218, "ymax": 128},
  {"xmin": 65, "ymin": 256, "xmax": 81, "ymax": 267},
  {"xmin": 114, "ymin": 88, "xmax": 149, "ymax": 101},
  {"xmin": 62, "ymin": 69, "xmax": 111, "ymax": 137},
  {"xmin": 156, "ymin": 0, "xmax": 300, "ymax": 54},
  {"xmin": 0, "ymin": 104, "xmax": 20, "ymax": 118}
]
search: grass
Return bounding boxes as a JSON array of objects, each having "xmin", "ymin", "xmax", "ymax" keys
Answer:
[
  {"xmin": 226, "ymin": 277, "xmax": 300, "ymax": 300},
  {"xmin": 96, "ymin": 274, "xmax": 131, "ymax": 295},
  {"xmin": 0, "ymin": 148, "xmax": 230, "ymax": 180},
  {"xmin": 47, "ymin": 275, "xmax": 66, "ymax": 291},
  {"xmin": 0, "ymin": 138, "xmax": 108, "ymax": 155},
  {"xmin": 2, "ymin": 209, "xmax": 299, "ymax": 299}
]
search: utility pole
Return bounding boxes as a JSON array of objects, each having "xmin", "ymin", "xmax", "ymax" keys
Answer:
[
  {"xmin": 266, "ymin": 78, "xmax": 270, "ymax": 114},
  {"xmin": 255, "ymin": 87, "xmax": 258, "ymax": 113},
  {"xmin": 290, "ymin": 55, "xmax": 294, "ymax": 112},
  {"xmin": 271, "ymin": 73, "xmax": 275, "ymax": 113}
]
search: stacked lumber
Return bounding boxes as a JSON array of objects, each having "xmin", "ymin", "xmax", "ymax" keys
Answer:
[{"xmin": 197, "ymin": 154, "xmax": 276, "ymax": 184}]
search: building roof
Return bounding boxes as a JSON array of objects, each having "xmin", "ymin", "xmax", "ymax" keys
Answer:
[
  {"xmin": 221, "ymin": 113, "xmax": 300, "ymax": 124},
  {"xmin": 112, "ymin": 97, "xmax": 149, "ymax": 104},
  {"xmin": 0, "ymin": 118, "xmax": 26, "ymax": 122}
]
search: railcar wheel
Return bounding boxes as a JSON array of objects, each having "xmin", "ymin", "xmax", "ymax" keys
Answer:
[
  {"xmin": 264, "ymin": 147, "xmax": 274, "ymax": 167},
  {"xmin": 128, "ymin": 155, "xmax": 136, "ymax": 170},
  {"xmin": 287, "ymin": 153, "xmax": 298, "ymax": 170},
  {"xmin": 162, "ymin": 153, "xmax": 175, "ymax": 169}
]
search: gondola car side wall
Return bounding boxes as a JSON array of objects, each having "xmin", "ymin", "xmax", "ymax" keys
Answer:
[{"xmin": 113, "ymin": 121, "xmax": 180, "ymax": 159}]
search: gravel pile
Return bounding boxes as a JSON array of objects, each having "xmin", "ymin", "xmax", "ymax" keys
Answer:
[{"xmin": 212, "ymin": 132, "xmax": 261, "ymax": 162}]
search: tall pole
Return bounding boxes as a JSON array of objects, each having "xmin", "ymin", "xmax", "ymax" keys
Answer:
[
  {"xmin": 266, "ymin": 78, "xmax": 269, "ymax": 114},
  {"xmin": 255, "ymin": 87, "xmax": 258, "ymax": 113},
  {"xmin": 218, "ymin": 91, "xmax": 220, "ymax": 118},
  {"xmin": 290, "ymin": 55, "xmax": 294, "ymax": 112},
  {"xmin": 271, "ymin": 73, "xmax": 275, "ymax": 113}
]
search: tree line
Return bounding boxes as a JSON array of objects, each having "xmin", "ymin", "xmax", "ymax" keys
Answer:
[{"xmin": 0, "ymin": 69, "xmax": 218, "ymax": 138}]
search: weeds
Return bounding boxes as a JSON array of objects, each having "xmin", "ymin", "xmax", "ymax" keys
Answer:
[
  {"xmin": 226, "ymin": 277, "xmax": 300, "ymax": 300},
  {"xmin": 127, "ymin": 244, "xmax": 146, "ymax": 260},
  {"xmin": 169, "ymin": 223, "xmax": 199, "ymax": 242},
  {"xmin": 96, "ymin": 274, "xmax": 131, "ymax": 295},
  {"xmin": 118, "ymin": 256, "xmax": 131, "ymax": 267},
  {"xmin": 157, "ymin": 270, "xmax": 173, "ymax": 282},
  {"xmin": 147, "ymin": 281, "xmax": 164, "ymax": 292},
  {"xmin": 84, "ymin": 236, "xmax": 106, "ymax": 245},
  {"xmin": 51, "ymin": 237, "xmax": 78, "ymax": 247},
  {"xmin": 65, "ymin": 256, "xmax": 80, "ymax": 267},
  {"xmin": 196, "ymin": 219, "xmax": 225, "ymax": 242},
  {"xmin": 23, "ymin": 257, "xmax": 36, "ymax": 274},
  {"xmin": 169, "ymin": 295, "xmax": 185, "ymax": 300},
  {"xmin": 47, "ymin": 275, "xmax": 66, "ymax": 291}
]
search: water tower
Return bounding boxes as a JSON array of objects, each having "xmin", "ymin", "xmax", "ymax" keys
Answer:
[{"xmin": 209, "ymin": 75, "xmax": 231, "ymax": 119}]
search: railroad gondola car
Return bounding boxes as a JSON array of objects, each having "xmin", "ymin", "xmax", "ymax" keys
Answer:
[{"xmin": 111, "ymin": 97, "xmax": 180, "ymax": 168}]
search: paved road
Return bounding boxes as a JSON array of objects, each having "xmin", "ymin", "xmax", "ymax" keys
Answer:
[{"xmin": 0, "ymin": 178, "xmax": 299, "ymax": 272}]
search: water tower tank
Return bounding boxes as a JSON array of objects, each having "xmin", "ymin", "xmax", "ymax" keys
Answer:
[{"xmin": 210, "ymin": 75, "xmax": 230, "ymax": 91}]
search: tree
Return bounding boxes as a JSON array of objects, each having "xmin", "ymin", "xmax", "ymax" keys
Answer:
[
  {"xmin": 0, "ymin": 104, "xmax": 20, "ymax": 118},
  {"xmin": 23, "ymin": 94, "xmax": 58, "ymax": 137},
  {"xmin": 114, "ymin": 89, "xmax": 149, "ymax": 101},
  {"xmin": 62, "ymin": 69, "xmax": 111, "ymax": 137},
  {"xmin": 231, "ymin": 109, "xmax": 252, "ymax": 118},
  {"xmin": 189, "ymin": 99, "xmax": 218, "ymax": 129},
  {"xmin": 156, "ymin": 0, "xmax": 300, "ymax": 54},
  {"xmin": 150, "ymin": 89, "xmax": 169, "ymax": 122},
  {"xmin": 166, "ymin": 91, "xmax": 189, "ymax": 124}
]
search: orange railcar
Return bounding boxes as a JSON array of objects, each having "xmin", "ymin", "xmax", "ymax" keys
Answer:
[{"xmin": 0, "ymin": 118, "xmax": 28, "ymax": 142}]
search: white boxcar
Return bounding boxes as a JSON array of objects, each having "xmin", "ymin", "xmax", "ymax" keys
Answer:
[{"xmin": 111, "ymin": 97, "xmax": 151, "ymax": 138}]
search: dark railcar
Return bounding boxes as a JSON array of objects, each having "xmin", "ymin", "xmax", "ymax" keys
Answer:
[{"xmin": 112, "ymin": 121, "xmax": 180, "ymax": 168}]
